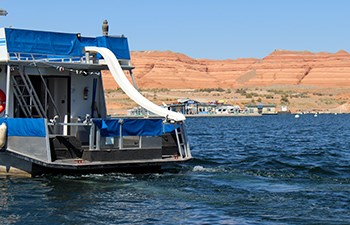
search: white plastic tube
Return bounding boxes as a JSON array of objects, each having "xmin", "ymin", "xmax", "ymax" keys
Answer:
[{"xmin": 84, "ymin": 47, "xmax": 185, "ymax": 121}]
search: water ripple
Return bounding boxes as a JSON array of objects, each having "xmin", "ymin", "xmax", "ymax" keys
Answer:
[{"xmin": 2, "ymin": 114, "xmax": 350, "ymax": 224}]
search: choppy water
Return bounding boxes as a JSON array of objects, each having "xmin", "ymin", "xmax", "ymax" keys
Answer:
[{"xmin": 1, "ymin": 114, "xmax": 350, "ymax": 224}]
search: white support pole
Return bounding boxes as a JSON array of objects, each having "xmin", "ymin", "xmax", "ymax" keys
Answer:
[
  {"xmin": 119, "ymin": 120, "xmax": 123, "ymax": 149},
  {"xmin": 44, "ymin": 119, "xmax": 52, "ymax": 162},
  {"xmin": 139, "ymin": 136, "xmax": 142, "ymax": 149},
  {"xmin": 5, "ymin": 65, "xmax": 11, "ymax": 117},
  {"xmin": 129, "ymin": 70, "xmax": 138, "ymax": 90},
  {"xmin": 89, "ymin": 124, "xmax": 95, "ymax": 150},
  {"xmin": 63, "ymin": 115, "xmax": 68, "ymax": 135},
  {"xmin": 96, "ymin": 129, "xmax": 101, "ymax": 150}
]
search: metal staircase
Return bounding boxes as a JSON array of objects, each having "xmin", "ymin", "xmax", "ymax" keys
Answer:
[{"xmin": 11, "ymin": 66, "xmax": 60, "ymax": 118}]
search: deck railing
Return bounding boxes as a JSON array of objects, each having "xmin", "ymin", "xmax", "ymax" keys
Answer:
[
  {"xmin": 47, "ymin": 118, "xmax": 191, "ymax": 159},
  {"xmin": 8, "ymin": 52, "xmax": 133, "ymax": 68}
]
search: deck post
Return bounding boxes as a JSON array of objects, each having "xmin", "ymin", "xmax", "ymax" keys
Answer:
[
  {"xmin": 129, "ymin": 70, "xmax": 138, "ymax": 90},
  {"xmin": 139, "ymin": 136, "xmax": 142, "ymax": 148},
  {"xmin": 85, "ymin": 51, "xmax": 90, "ymax": 64},
  {"xmin": 96, "ymin": 129, "xmax": 101, "ymax": 150},
  {"xmin": 5, "ymin": 64, "xmax": 11, "ymax": 117},
  {"xmin": 44, "ymin": 119, "xmax": 52, "ymax": 162},
  {"xmin": 89, "ymin": 124, "xmax": 95, "ymax": 150},
  {"xmin": 119, "ymin": 119, "xmax": 123, "ymax": 149}
]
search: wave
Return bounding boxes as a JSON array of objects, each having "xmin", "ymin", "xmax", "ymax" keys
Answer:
[{"xmin": 192, "ymin": 165, "xmax": 225, "ymax": 173}]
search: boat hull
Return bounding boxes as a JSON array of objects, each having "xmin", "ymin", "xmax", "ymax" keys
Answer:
[
  {"xmin": 0, "ymin": 150, "xmax": 192, "ymax": 177},
  {"xmin": 0, "ymin": 151, "xmax": 35, "ymax": 177}
]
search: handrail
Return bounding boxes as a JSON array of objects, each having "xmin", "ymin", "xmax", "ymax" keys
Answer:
[
  {"xmin": 9, "ymin": 52, "xmax": 83, "ymax": 62},
  {"xmin": 8, "ymin": 52, "xmax": 133, "ymax": 67},
  {"xmin": 47, "ymin": 119, "xmax": 190, "ymax": 159}
]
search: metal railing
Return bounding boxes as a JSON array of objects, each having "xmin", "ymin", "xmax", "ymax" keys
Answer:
[
  {"xmin": 9, "ymin": 52, "xmax": 83, "ymax": 63},
  {"xmin": 8, "ymin": 52, "xmax": 133, "ymax": 67},
  {"xmin": 47, "ymin": 119, "xmax": 191, "ymax": 159}
]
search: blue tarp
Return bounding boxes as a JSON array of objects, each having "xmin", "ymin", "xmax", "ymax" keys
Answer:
[
  {"xmin": 93, "ymin": 119, "xmax": 121, "ymax": 137},
  {"xmin": 0, "ymin": 118, "xmax": 46, "ymax": 137},
  {"xmin": 5, "ymin": 28, "xmax": 131, "ymax": 60},
  {"xmin": 96, "ymin": 36, "xmax": 130, "ymax": 60},
  {"xmin": 93, "ymin": 119, "xmax": 175, "ymax": 137},
  {"xmin": 163, "ymin": 123, "xmax": 179, "ymax": 133},
  {"xmin": 122, "ymin": 119, "xmax": 163, "ymax": 136}
]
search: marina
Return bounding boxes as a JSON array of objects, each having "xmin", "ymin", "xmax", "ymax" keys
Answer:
[{"xmin": 0, "ymin": 1, "xmax": 349, "ymax": 224}]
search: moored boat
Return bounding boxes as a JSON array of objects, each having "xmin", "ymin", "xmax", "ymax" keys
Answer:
[{"xmin": 0, "ymin": 23, "xmax": 192, "ymax": 177}]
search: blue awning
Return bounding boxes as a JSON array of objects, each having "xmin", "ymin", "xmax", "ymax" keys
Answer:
[{"xmin": 5, "ymin": 28, "xmax": 131, "ymax": 60}]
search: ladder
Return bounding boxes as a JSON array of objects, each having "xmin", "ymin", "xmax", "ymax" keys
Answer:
[
  {"xmin": 11, "ymin": 66, "xmax": 60, "ymax": 119},
  {"xmin": 174, "ymin": 123, "xmax": 191, "ymax": 159},
  {"xmin": 12, "ymin": 67, "xmax": 46, "ymax": 118}
]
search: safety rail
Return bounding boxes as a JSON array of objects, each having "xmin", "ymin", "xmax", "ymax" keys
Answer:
[
  {"xmin": 47, "ymin": 121, "xmax": 158, "ymax": 151},
  {"xmin": 8, "ymin": 52, "xmax": 133, "ymax": 68},
  {"xmin": 47, "ymin": 118, "xmax": 191, "ymax": 159},
  {"xmin": 9, "ymin": 52, "xmax": 84, "ymax": 63},
  {"xmin": 88, "ymin": 122, "xmax": 155, "ymax": 151}
]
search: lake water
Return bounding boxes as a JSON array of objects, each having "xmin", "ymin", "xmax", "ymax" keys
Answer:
[{"xmin": 1, "ymin": 114, "xmax": 350, "ymax": 224}]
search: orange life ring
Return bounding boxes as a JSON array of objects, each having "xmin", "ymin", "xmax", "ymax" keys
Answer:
[{"xmin": 0, "ymin": 89, "xmax": 5, "ymax": 113}]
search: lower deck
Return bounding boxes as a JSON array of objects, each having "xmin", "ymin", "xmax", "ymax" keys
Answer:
[{"xmin": 0, "ymin": 117, "xmax": 192, "ymax": 176}]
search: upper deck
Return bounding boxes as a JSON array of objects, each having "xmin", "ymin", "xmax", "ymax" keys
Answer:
[{"xmin": 0, "ymin": 27, "xmax": 133, "ymax": 70}]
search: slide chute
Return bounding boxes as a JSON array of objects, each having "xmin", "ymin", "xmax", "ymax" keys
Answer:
[{"xmin": 84, "ymin": 47, "xmax": 185, "ymax": 121}]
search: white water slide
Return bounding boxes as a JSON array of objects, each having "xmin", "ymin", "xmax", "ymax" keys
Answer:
[{"xmin": 84, "ymin": 47, "xmax": 186, "ymax": 121}]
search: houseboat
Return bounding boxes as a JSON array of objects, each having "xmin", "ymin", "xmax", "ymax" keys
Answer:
[
  {"xmin": 0, "ymin": 23, "xmax": 192, "ymax": 176},
  {"xmin": 245, "ymin": 103, "xmax": 277, "ymax": 115}
]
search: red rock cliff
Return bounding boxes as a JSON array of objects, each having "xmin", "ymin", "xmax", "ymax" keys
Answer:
[{"xmin": 102, "ymin": 50, "xmax": 350, "ymax": 90}]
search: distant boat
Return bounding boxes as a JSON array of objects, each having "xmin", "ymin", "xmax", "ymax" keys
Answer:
[{"xmin": 295, "ymin": 114, "xmax": 300, "ymax": 118}]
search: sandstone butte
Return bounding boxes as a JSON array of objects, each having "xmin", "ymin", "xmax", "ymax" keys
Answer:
[{"xmin": 102, "ymin": 49, "xmax": 350, "ymax": 90}]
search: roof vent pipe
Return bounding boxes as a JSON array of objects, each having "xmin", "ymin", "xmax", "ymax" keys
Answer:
[
  {"xmin": 0, "ymin": 9, "xmax": 8, "ymax": 16},
  {"xmin": 102, "ymin": 20, "xmax": 109, "ymax": 36}
]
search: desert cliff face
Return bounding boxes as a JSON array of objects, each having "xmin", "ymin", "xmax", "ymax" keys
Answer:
[
  {"xmin": 102, "ymin": 50, "xmax": 350, "ymax": 115},
  {"xmin": 250, "ymin": 50, "xmax": 350, "ymax": 87},
  {"xmin": 103, "ymin": 49, "xmax": 350, "ymax": 90}
]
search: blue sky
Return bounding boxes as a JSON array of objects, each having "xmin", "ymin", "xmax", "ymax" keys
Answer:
[{"xmin": 1, "ymin": 0, "xmax": 350, "ymax": 59}]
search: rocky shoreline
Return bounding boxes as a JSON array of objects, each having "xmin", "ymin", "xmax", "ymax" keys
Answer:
[{"xmin": 104, "ymin": 87, "xmax": 350, "ymax": 116}]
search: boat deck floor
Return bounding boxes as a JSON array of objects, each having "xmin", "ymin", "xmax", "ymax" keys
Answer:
[{"xmin": 51, "ymin": 155, "xmax": 187, "ymax": 166}]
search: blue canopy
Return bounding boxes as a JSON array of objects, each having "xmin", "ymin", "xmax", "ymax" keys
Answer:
[
  {"xmin": 5, "ymin": 28, "xmax": 130, "ymax": 60},
  {"xmin": 93, "ymin": 118, "xmax": 179, "ymax": 137}
]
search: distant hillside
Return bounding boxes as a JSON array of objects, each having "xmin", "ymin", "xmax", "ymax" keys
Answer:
[{"xmin": 102, "ymin": 49, "xmax": 350, "ymax": 90}]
